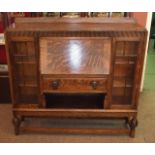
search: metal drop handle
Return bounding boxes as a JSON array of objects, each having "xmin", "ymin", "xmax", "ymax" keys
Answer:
[
  {"xmin": 51, "ymin": 80, "xmax": 60, "ymax": 89},
  {"xmin": 90, "ymin": 81, "xmax": 98, "ymax": 90}
]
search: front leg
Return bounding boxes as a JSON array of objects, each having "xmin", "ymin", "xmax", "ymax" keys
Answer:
[
  {"xmin": 12, "ymin": 115, "xmax": 22, "ymax": 135},
  {"xmin": 128, "ymin": 117, "xmax": 138, "ymax": 138}
]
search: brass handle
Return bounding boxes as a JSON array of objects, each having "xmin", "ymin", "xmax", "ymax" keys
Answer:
[
  {"xmin": 51, "ymin": 80, "xmax": 60, "ymax": 89},
  {"xmin": 90, "ymin": 81, "xmax": 98, "ymax": 90}
]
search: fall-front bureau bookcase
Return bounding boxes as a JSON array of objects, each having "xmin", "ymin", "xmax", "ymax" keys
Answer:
[{"xmin": 5, "ymin": 17, "xmax": 147, "ymax": 137}]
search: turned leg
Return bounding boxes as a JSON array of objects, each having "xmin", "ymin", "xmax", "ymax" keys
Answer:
[
  {"xmin": 125, "ymin": 117, "xmax": 129, "ymax": 124},
  {"xmin": 12, "ymin": 115, "xmax": 21, "ymax": 135},
  {"xmin": 128, "ymin": 117, "xmax": 138, "ymax": 138}
]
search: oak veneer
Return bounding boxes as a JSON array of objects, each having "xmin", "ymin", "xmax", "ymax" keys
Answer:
[{"xmin": 5, "ymin": 17, "xmax": 147, "ymax": 137}]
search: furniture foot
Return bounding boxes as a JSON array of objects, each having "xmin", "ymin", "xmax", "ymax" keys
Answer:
[
  {"xmin": 12, "ymin": 116, "xmax": 21, "ymax": 135},
  {"xmin": 128, "ymin": 117, "xmax": 138, "ymax": 138}
]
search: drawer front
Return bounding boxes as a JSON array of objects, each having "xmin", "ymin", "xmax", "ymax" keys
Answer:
[{"xmin": 42, "ymin": 78, "xmax": 107, "ymax": 92}]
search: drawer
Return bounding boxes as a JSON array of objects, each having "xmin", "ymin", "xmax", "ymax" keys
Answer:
[{"xmin": 41, "ymin": 78, "xmax": 107, "ymax": 92}]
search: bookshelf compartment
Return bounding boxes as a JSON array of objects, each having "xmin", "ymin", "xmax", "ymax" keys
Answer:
[
  {"xmin": 116, "ymin": 41, "xmax": 139, "ymax": 57},
  {"xmin": 17, "ymin": 86, "xmax": 38, "ymax": 104},
  {"xmin": 114, "ymin": 63, "xmax": 135, "ymax": 77}
]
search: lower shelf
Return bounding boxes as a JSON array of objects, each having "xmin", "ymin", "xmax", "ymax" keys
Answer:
[
  {"xmin": 12, "ymin": 108, "xmax": 138, "ymax": 137},
  {"xmin": 12, "ymin": 116, "xmax": 137, "ymax": 137},
  {"xmin": 20, "ymin": 126, "xmax": 130, "ymax": 135},
  {"xmin": 112, "ymin": 96, "xmax": 131, "ymax": 105}
]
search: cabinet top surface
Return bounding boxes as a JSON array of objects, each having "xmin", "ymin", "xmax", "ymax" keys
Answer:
[
  {"xmin": 40, "ymin": 37, "xmax": 111, "ymax": 76},
  {"xmin": 7, "ymin": 17, "xmax": 146, "ymax": 32}
]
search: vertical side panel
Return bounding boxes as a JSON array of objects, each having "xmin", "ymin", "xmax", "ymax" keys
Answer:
[
  {"xmin": 6, "ymin": 33, "xmax": 39, "ymax": 105},
  {"xmin": 111, "ymin": 39, "xmax": 142, "ymax": 108}
]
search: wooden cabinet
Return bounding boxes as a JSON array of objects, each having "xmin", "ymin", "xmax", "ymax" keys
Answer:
[{"xmin": 5, "ymin": 17, "xmax": 147, "ymax": 137}]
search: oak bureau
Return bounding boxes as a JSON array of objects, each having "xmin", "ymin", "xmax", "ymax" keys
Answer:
[{"xmin": 5, "ymin": 17, "xmax": 147, "ymax": 137}]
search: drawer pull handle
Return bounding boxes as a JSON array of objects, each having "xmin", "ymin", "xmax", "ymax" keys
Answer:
[
  {"xmin": 51, "ymin": 80, "xmax": 60, "ymax": 89},
  {"xmin": 90, "ymin": 81, "xmax": 98, "ymax": 90}
]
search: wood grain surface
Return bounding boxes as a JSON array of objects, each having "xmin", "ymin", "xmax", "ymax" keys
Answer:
[
  {"xmin": 5, "ymin": 17, "xmax": 147, "ymax": 136},
  {"xmin": 40, "ymin": 37, "xmax": 111, "ymax": 75}
]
